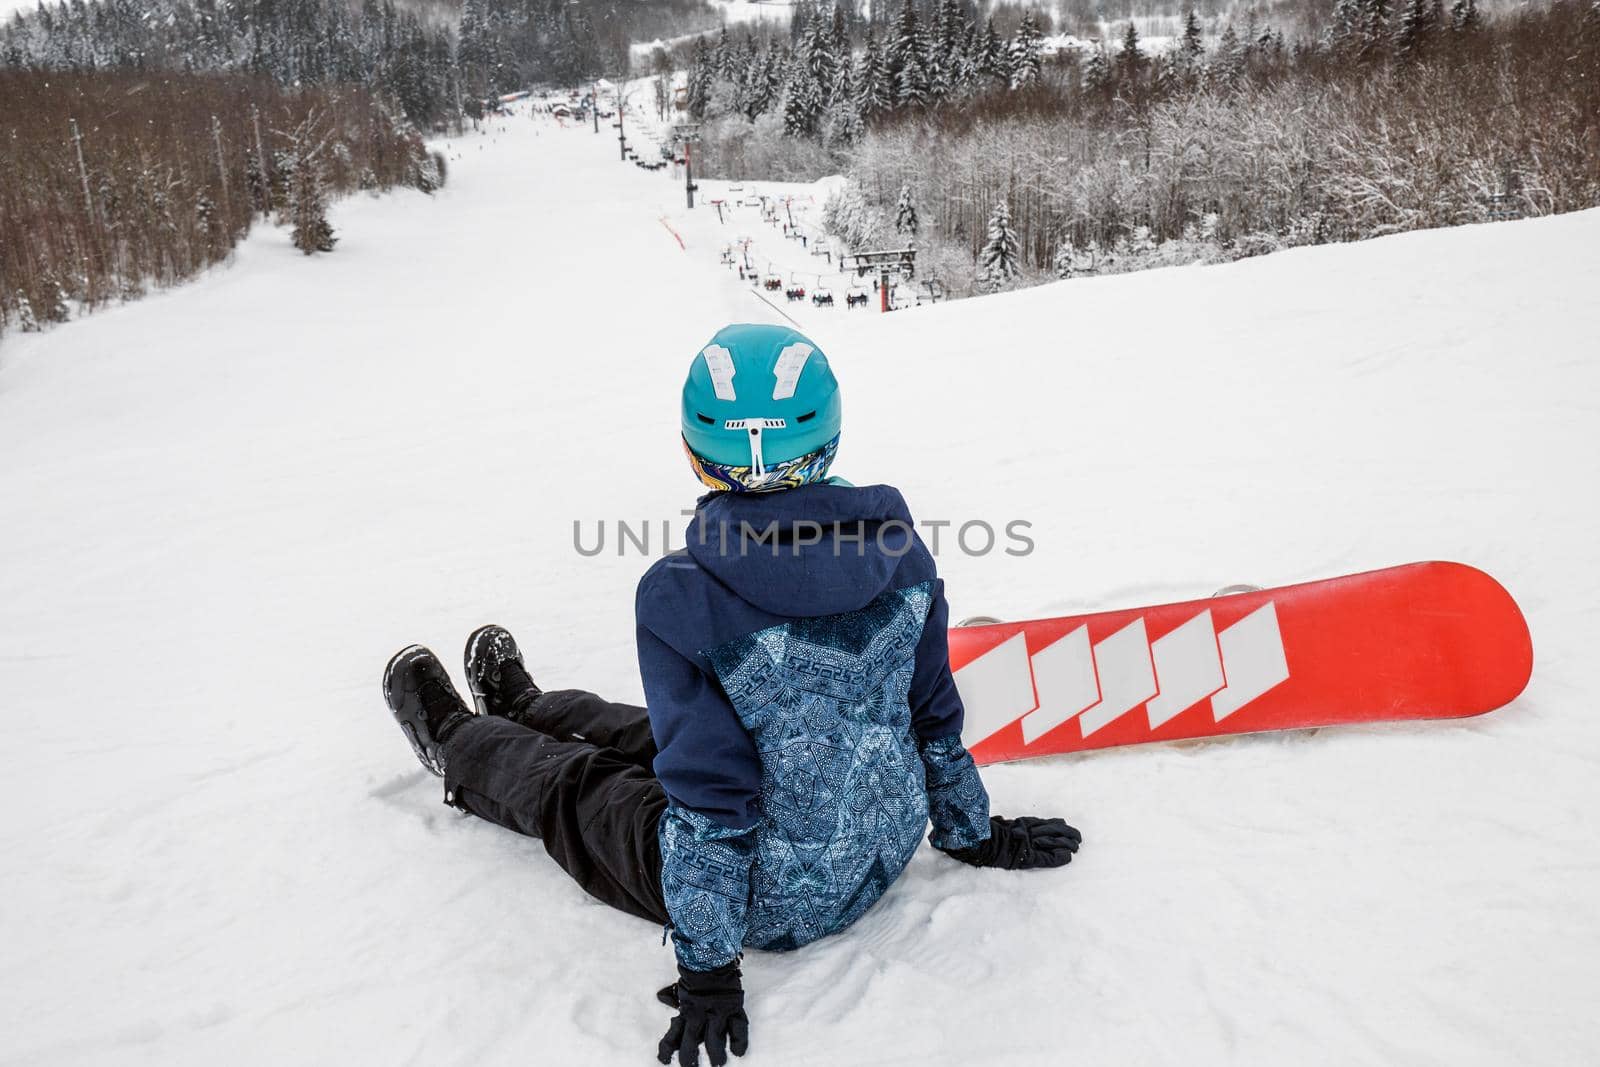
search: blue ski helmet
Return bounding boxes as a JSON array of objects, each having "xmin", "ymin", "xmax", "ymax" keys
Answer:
[{"xmin": 681, "ymin": 323, "xmax": 842, "ymax": 492}]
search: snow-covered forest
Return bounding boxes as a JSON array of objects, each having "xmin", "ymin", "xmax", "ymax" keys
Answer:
[
  {"xmin": 0, "ymin": 0, "xmax": 719, "ymax": 124},
  {"xmin": 682, "ymin": 0, "xmax": 1600, "ymax": 296},
  {"xmin": 0, "ymin": 70, "xmax": 445, "ymax": 335},
  {"xmin": 5, "ymin": 0, "xmax": 1598, "ymax": 328}
]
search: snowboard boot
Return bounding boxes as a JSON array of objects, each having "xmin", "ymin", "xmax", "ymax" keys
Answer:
[
  {"xmin": 382, "ymin": 645, "xmax": 474, "ymax": 777},
  {"xmin": 464, "ymin": 624, "xmax": 542, "ymax": 719}
]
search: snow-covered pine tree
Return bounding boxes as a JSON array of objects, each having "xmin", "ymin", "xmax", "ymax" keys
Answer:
[
  {"xmin": 896, "ymin": 41, "xmax": 930, "ymax": 108},
  {"xmin": 1010, "ymin": 12, "xmax": 1043, "ymax": 88},
  {"xmin": 805, "ymin": 10, "xmax": 839, "ymax": 108},
  {"xmin": 827, "ymin": 62, "xmax": 861, "ymax": 144},
  {"xmin": 930, "ymin": 0, "xmax": 965, "ymax": 98},
  {"xmin": 1328, "ymin": 0, "xmax": 1366, "ymax": 54},
  {"xmin": 288, "ymin": 135, "xmax": 336, "ymax": 255},
  {"xmin": 1394, "ymin": 0, "xmax": 1437, "ymax": 61},
  {"xmin": 950, "ymin": 18, "xmax": 981, "ymax": 95},
  {"xmin": 1450, "ymin": 0, "xmax": 1481, "ymax": 34},
  {"xmin": 784, "ymin": 64, "xmax": 823, "ymax": 137},
  {"xmin": 828, "ymin": 99, "xmax": 864, "ymax": 145},
  {"xmin": 14, "ymin": 291, "xmax": 38, "ymax": 332},
  {"xmin": 686, "ymin": 38, "xmax": 712, "ymax": 118},
  {"xmin": 887, "ymin": 0, "xmax": 919, "ymax": 106},
  {"xmin": 195, "ymin": 191, "xmax": 217, "ymax": 253},
  {"xmin": 1176, "ymin": 8, "xmax": 1204, "ymax": 80},
  {"xmin": 1082, "ymin": 44, "xmax": 1111, "ymax": 94},
  {"xmin": 830, "ymin": 2, "xmax": 849, "ymax": 57},
  {"xmin": 979, "ymin": 198, "xmax": 1020, "ymax": 290},
  {"xmin": 1211, "ymin": 24, "xmax": 1244, "ymax": 89},
  {"xmin": 1362, "ymin": 0, "xmax": 1393, "ymax": 59},
  {"xmin": 980, "ymin": 18, "xmax": 1012, "ymax": 86},
  {"xmin": 1242, "ymin": 10, "xmax": 1261, "ymax": 59},
  {"xmin": 857, "ymin": 31, "xmax": 892, "ymax": 117},
  {"xmin": 245, "ymin": 151, "xmax": 269, "ymax": 216},
  {"xmin": 894, "ymin": 183, "xmax": 919, "ymax": 236},
  {"xmin": 1117, "ymin": 20, "xmax": 1144, "ymax": 80},
  {"xmin": 34, "ymin": 272, "xmax": 69, "ymax": 323}
]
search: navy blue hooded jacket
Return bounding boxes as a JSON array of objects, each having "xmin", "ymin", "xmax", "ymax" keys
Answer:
[{"xmin": 635, "ymin": 482, "xmax": 991, "ymax": 971}]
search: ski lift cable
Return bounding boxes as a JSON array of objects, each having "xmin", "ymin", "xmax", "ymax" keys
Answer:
[{"xmin": 747, "ymin": 286, "xmax": 803, "ymax": 329}]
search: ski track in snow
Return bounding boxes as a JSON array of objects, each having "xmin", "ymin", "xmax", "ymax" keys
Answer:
[{"xmin": 2, "ymin": 103, "xmax": 1599, "ymax": 1066}]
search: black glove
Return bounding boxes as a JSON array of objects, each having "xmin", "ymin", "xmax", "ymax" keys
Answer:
[
  {"xmin": 941, "ymin": 815, "xmax": 1082, "ymax": 870},
  {"xmin": 656, "ymin": 960, "xmax": 750, "ymax": 1067}
]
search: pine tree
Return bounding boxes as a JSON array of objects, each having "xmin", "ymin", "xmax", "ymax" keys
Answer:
[
  {"xmin": 195, "ymin": 190, "xmax": 217, "ymax": 252},
  {"xmin": 1179, "ymin": 8, "xmax": 1204, "ymax": 72},
  {"xmin": 828, "ymin": 59, "xmax": 859, "ymax": 141},
  {"xmin": 828, "ymin": 96, "xmax": 864, "ymax": 144},
  {"xmin": 980, "ymin": 18, "xmax": 1011, "ymax": 86},
  {"xmin": 1211, "ymin": 24, "xmax": 1245, "ymax": 88},
  {"xmin": 1329, "ymin": 0, "xmax": 1366, "ymax": 54},
  {"xmin": 1082, "ymin": 44, "xmax": 1111, "ymax": 94},
  {"xmin": 1394, "ymin": 0, "xmax": 1437, "ymax": 61},
  {"xmin": 857, "ymin": 30, "xmax": 891, "ymax": 117},
  {"xmin": 288, "ymin": 136, "xmax": 336, "ymax": 255},
  {"xmin": 979, "ymin": 198, "xmax": 1020, "ymax": 289},
  {"xmin": 784, "ymin": 64, "xmax": 823, "ymax": 137},
  {"xmin": 894, "ymin": 183, "xmax": 919, "ymax": 235},
  {"xmin": 1117, "ymin": 20, "xmax": 1145, "ymax": 81},
  {"xmin": 804, "ymin": 10, "xmax": 838, "ymax": 108},
  {"xmin": 1450, "ymin": 0, "xmax": 1481, "ymax": 34},
  {"xmin": 1362, "ymin": 0, "xmax": 1392, "ymax": 59},
  {"xmin": 1010, "ymin": 12, "xmax": 1043, "ymax": 88},
  {"xmin": 831, "ymin": 2, "xmax": 849, "ymax": 57},
  {"xmin": 887, "ymin": 0, "xmax": 919, "ymax": 105},
  {"xmin": 896, "ymin": 20, "xmax": 931, "ymax": 110},
  {"xmin": 14, "ymin": 291, "xmax": 38, "ymax": 332},
  {"xmin": 951, "ymin": 19, "xmax": 982, "ymax": 95}
]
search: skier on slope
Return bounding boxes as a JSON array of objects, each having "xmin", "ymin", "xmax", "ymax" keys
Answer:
[{"xmin": 380, "ymin": 323, "xmax": 1083, "ymax": 1066}]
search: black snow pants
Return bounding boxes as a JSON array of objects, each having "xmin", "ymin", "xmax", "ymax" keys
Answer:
[{"xmin": 439, "ymin": 690, "xmax": 670, "ymax": 925}]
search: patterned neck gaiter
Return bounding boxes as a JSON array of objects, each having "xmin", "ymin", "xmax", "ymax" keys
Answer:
[{"xmin": 685, "ymin": 433, "xmax": 840, "ymax": 493}]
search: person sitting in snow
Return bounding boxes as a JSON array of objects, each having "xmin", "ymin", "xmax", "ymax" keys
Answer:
[{"xmin": 380, "ymin": 323, "xmax": 1083, "ymax": 1066}]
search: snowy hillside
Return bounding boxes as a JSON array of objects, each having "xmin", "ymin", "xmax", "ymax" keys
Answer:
[{"xmin": 2, "ymin": 106, "xmax": 1598, "ymax": 1066}]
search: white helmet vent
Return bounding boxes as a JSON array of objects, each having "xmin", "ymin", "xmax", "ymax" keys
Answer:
[
  {"xmin": 771, "ymin": 343, "xmax": 814, "ymax": 401},
  {"xmin": 702, "ymin": 344, "xmax": 737, "ymax": 401}
]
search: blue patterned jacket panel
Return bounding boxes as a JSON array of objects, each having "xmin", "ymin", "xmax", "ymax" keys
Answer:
[
  {"xmin": 658, "ymin": 805, "xmax": 758, "ymax": 971},
  {"xmin": 920, "ymin": 735, "xmax": 991, "ymax": 851},
  {"xmin": 636, "ymin": 483, "xmax": 992, "ymax": 970},
  {"xmin": 705, "ymin": 583, "xmax": 937, "ymax": 954}
]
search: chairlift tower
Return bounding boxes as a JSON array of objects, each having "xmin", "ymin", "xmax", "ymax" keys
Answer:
[
  {"xmin": 841, "ymin": 248, "xmax": 917, "ymax": 313},
  {"xmin": 672, "ymin": 122, "xmax": 702, "ymax": 209}
]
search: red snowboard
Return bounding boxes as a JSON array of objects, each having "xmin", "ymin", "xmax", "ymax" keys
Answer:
[{"xmin": 949, "ymin": 561, "xmax": 1532, "ymax": 766}]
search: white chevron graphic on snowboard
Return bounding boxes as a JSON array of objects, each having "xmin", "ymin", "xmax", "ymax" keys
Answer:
[{"xmin": 955, "ymin": 603, "xmax": 1290, "ymax": 750}]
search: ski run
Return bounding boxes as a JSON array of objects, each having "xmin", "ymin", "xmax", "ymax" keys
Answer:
[{"xmin": 2, "ymin": 99, "xmax": 1598, "ymax": 1066}]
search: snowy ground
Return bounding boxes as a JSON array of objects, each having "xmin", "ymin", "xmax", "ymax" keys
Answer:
[{"xmin": 3, "ymin": 103, "xmax": 1599, "ymax": 1066}]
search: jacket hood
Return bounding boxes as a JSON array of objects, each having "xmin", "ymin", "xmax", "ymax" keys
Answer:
[{"xmin": 685, "ymin": 483, "xmax": 916, "ymax": 617}]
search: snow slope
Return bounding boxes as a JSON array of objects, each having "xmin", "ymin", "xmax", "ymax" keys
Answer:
[{"xmin": 3, "ymin": 107, "xmax": 1598, "ymax": 1066}]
